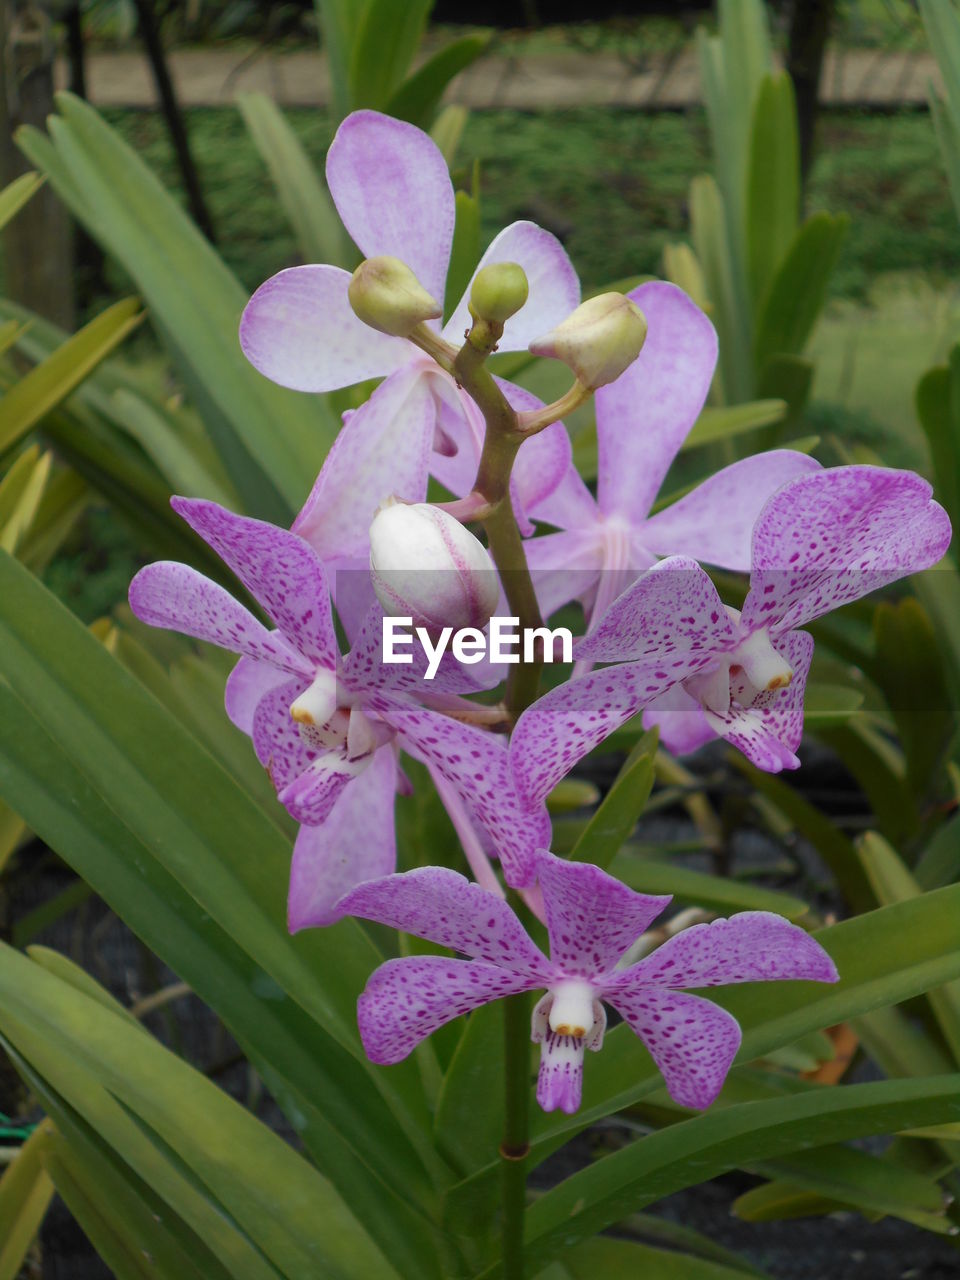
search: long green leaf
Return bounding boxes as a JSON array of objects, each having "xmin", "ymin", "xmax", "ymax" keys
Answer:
[
  {"xmin": 570, "ymin": 728, "xmax": 658, "ymax": 868},
  {"xmin": 754, "ymin": 213, "xmax": 848, "ymax": 372},
  {"xmin": 746, "ymin": 73, "xmax": 798, "ymax": 307},
  {"xmin": 386, "ymin": 35, "xmax": 491, "ymax": 129},
  {"xmin": 609, "ymin": 852, "xmax": 809, "ymax": 919},
  {"xmin": 237, "ymin": 93, "xmax": 347, "ymax": 267},
  {"xmin": 0, "ymin": 1123, "xmax": 54, "ymax": 1280},
  {"xmin": 0, "ymin": 297, "xmax": 143, "ymax": 454},
  {"xmin": 18, "ymin": 95, "xmax": 338, "ymax": 516},
  {"xmin": 507, "ymin": 1076, "xmax": 960, "ymax": 1276},
  {"xmin": 0, "ymin": 171, "xmax": 43, "ymax": 230},
  {"xmin": 0, "ymin": 947, "xmax": 401, "ymax": 1280}
]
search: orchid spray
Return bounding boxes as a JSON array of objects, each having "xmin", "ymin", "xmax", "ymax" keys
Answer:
[{"xmin": 128, "ymin": 110, "xmax": 952, "ymax": 1279}]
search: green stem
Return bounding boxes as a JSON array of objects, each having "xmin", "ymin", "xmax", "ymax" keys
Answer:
[{"xmin": 500, "ymin": 986, "xmax": 532, "ymax": 1279}]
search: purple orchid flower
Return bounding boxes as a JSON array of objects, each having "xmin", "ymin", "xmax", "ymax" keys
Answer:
[
  {"xmin": 335, "ymin": 849, "xmax": 837, "ymax": 1114},
  {"xmin": 512, "ymin": 466, "xmax": 951, "ymax": 799},
  {"xmin": 238, "ymin": 109, "xmax": 578, "ymax": 566},
  {"xmin": 526, "ymin": 281, "xmax": 821, "ymax": 622},
  {"xmin": 129, "ymin": 499, "xmax": 550, "ymax": 921}
]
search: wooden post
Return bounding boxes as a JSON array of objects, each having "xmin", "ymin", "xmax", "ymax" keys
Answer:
[{"xmin": 0, "ymin": 0, "xmax": 75, "ymax": 329}]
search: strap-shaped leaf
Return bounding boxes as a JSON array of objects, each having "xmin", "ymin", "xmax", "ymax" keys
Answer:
[
  {"xmin": 746, "ymin": 72, "xmax": 799, "ymax": 307},
  {"xmin": 0, "ymin": 1122, "xmax": 54, "ymax": 1280},
  {"xmin": 754, "ymin": 213, "xmax": 848, "ymax": 372}
]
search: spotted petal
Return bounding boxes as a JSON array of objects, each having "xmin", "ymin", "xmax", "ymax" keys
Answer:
[
  {"xmin": 251, "ymin": 677, "xmax": 318, "ymax": 790},
  {"xmin": 239, "ymin": 264, "xmax": 409, "ymax": 392},
  {"xmin": 537, "ymin": 850, "xmax": 670, "ymax": 977},
  {"xmin": 615, "ymin": 910, "xmax": 838, "ymax": 991},
  {"xmin": 605, "ymin": 986, "xmax": 741, "ymax": 1110},
  {"xmin": 742, "ymin": 466, "xmax": 953, "ymax": 636},
  {"xmin": 335, "ymin": 865, "xmax": 550, "ymax": 975},
  {"xmin": 372, "ymin": 693, "xmax": 551, "ymax": 888},
  {"xmin": 292, "ymin": 364, "xmax": 435, "ymax": 561},
  {"xmin": 595, "ymin": 282, "xmax": 718, "ymax": 522},
  {"xmin": 224, "ymin": 655, "xmax": 290, "ymax": 734},
  {"xmin": 443, "ymin": 220, "xmax": 581, "ymax": 353},
  {"xmin": 358, "ymin": 955, "xmax": 540, "ymax": 1065},
  {"xmin": 129, "ymin": 562, "xmax": 311, "ymax": 677},
  {"xmin": 644, "ymin": 451, "xmax": 822, "ymax": 571},
  {"xmin": 510, "ymin": 649, "xmax": 718, "ymax": 805},
  {"xmin": 171, "ymin": 498, "xmax": 338, "ymax": 667},
  {"xmin": 574, "ymin": 556, "xmax": 737, "ymax": 665},
  {"xmin": 327, "ymin": 110, "xmax": 455, "ymax": 306},
  {"xmin": 287, "ymin": 747, "xmax": 398, "ymax": 931},
  {"xmin": 278, "ymin": 753, "xmax": 366, "ymax": 826}
]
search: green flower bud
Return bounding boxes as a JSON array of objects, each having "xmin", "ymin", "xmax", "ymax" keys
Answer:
[
  {"xmin": 468, "ymin": 261, "xmax": 530, "ymax": 325},
  {"xmin": 529, "ymin": 292, "xmax": 648, "ymax": 390},
  {"xmin": 348, "ymin": 255, "xmax": 442, "ymax": 337}
]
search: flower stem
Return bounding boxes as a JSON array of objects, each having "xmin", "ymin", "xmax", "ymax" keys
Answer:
[{"xmin": 500, "ymin": 986, "xmax": 531, "ymax": 1279}]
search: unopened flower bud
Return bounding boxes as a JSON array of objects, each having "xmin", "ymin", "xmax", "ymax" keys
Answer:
[
  {"xmin": 348, "ymin": 256, "xmax": 442, "ymax": 337},
  {"xmin": 468, "ymin": 262, "xmax": 529, "ymax": 325},
  {"xmin": 369, "ymin": 501, "xmax": 499, "ymax": 632},
  {"xmin": 529, "ymin": 292, "xmax": 648, "ymax": 390}
]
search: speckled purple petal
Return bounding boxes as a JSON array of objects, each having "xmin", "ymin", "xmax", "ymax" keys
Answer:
[
  {"xmin": 574, "ymin": 557, "xmax": 736, "ymax": 664},
  {"xmin": 510, "ymin": 648, "xmax": 719, "ymax": 805},
  {"xmin": 707, "ymin": 629, "xmax": 813, "ymax": 771},
  {"xmin": 287, "ymin": 747, "xmax": 398, "ymax": 931},
  {"xmin": 225, "ymin": 654, "xmax": 290, "ymax": 734},
  {"xmin": 250, "ymin": 676, "xmax": 319, "ymax": 790},
  {"xmin": 292, "ymin": 365, "xmax": 435, "ymax": 561},
  {"xmin": 358, "ymin": 955, "xmax": 540, "ymax": 1065},
  {"xmin": 743, "ymin": 466, "xmax": 953, "ymax": 635},
  {"xmin": 615, "ymin": 911, "xmax": 838, "ymax": 992},
  {"xmin": 129, "ymin": 562, "xmax": 311, "ymax": 677},
  {"xmin": 342, "ymin": 604, "xmax": 496, "ymax": 697},
  {"xmin": 239, "ymin": 265, "xmax": 409, "ymax": 392},
  {"xmin": 171, "ymin": 498, "xmax": 338, "ymax": 667},
  {"xmin": 644, "ymin": 451, "xmax": 822, "ymax": 571},
  {"xmin": 326, "ymin": 110, "xmax": 454, "ymax": 306},
  {"xmin": 605, "ymin": 986, "xmax": 741, "ymax": 1110},
  {"xmin": 535, "ymin": 1030, "xmax": 587, "ymax": 1115},
  {"xmin": 443, "ymin": 221, "xmax": 581, "ymax": 353},
  {"xmin": 371, "ymin": 693, "xmax": 550, "ymax": 888},
  {"xmin": 595, "ymin": 282, "xmax": 718, "ymax": 522},
  {"xmin": 278, "ymin": 753, "xmax": 363, "ymax": 827},
  {"xmin": 334, "ymin": 865, "xmax": 551, "ymax": 975},
  {"xmin": 537, "ymin": 850, "xmax": 670, "ymax": 977}
]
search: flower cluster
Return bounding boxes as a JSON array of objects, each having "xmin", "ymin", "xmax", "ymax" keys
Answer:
[{"xmin": 130, "ymin": 109, "xmax": 951, "ymax": 1114}]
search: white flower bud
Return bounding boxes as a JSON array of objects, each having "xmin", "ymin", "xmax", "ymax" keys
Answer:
[
  {"xmin": 348, "ymin": 256, "xmax": 442, "ymax": 337},
  {"xmin": 369, "ymin": 502, "xmax": 499, "ymax": 632},
  {"xmin": 529, "ymin": 292, "xmax": 648, "ymax": 390}
]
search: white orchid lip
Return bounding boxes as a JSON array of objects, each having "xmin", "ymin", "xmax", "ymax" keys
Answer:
[
  {"xmin": 290, "ymin": 669, "xmax": 340, "ymax": 726},
  {"xmin": 729, "ymin": 627, "xmax": 794, "ymax": 693},
  {"xmin": 547, "ymin": 980, "xmax": 597, "ymax": 1040}
]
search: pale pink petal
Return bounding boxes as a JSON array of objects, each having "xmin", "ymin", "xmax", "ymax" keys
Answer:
[
  {"xmin": 287, "ymin": 747, "xmax": 398, "ymax": 930},
  {"xmin": 129, "ymin": 562, "xmax": 311, "ymax": 677},
  {"xmin": 358, "ymin": 956, "xmax": 539, "ymax": 1065},
  {"xmin": 574, "ymin": 556, "xmax": 736, "ymax": 664},
  {"xmin": 614, "ymin": 911, "xmax": 838, "ymax": 991},
  {"xmin": 535, "ymin": 1030, "xmax": 587, "ymax": 1114},
  {"xmin": 329, "ymin": 556, "xmax": 379, "ymax": 646},
  {"xmin": 370, "ymin": 693, "xmax": 550, "ymax": 888},
  {"xmin": 525, "ymin": 527, "xmax": 604, "ymax": 618},
  {"xmin": 225, "ymin": 654, "xmax": 290, "ymax": 734},
  {"xmin": 334, "ymin": 865, "xmax": 551, "ymax": 975},
  {"xmin": 642, "ymin": 685, "xmax": 715, "ymax": 757},
  {"xmin": 510, "ymin": 649, "xmax": 720, "ymax": 805},
  {"xmin": 644, "ymin": 451, "xmax": 822, "ymax": 571},
  {"xmin": 292, "ymin": 366, "xmax": 435, "ymax": 560},
  {"xmin": 500, "ymin": 379, "xmax": 573, "ymax": 531},
  {"xmin": 171, "ymin": 498, "xmax": 338, "ymax": 666},
  {"xmin": 529, "ymin": 461, "xmax": 598, "ymax": 532},
  {"xmin": 595, "ymin": 282, "xmax": 718, "ymax": 521},
  {"xmin": 428, "ymin": 374, "xmax": 484, "ymax": 499},
  {"xmin": 743, "ymin": 466, "xmax": 953, "ymax": 635},
  {"xmin": 239, "ymin": 265, "xmax": 408, "ymax": 392},
  {"xmin": 443, "ymin": 221, "xmax": 581, "ymax": 353},
  {"xmin": 537, "ymin": 849, "xmax": 670, "ymax": 977},
  {"xmin": 605, "ymin": 986, "xmax": 741, "ymax": 1110},
  {"xmin": 326, "ymin": 110, "xmax": 454, "ymax": 306}
]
